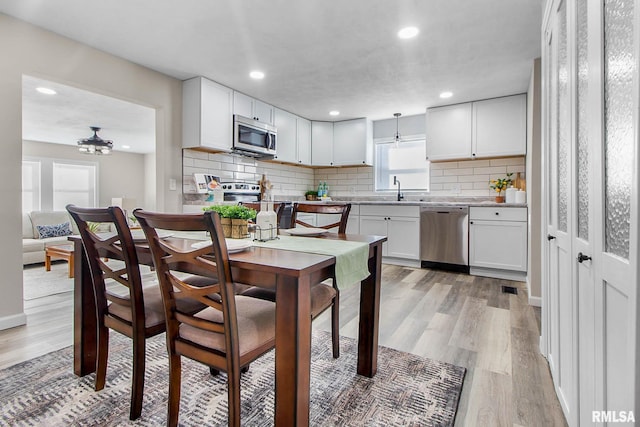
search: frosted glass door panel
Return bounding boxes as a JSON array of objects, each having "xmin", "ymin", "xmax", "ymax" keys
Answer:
[
  {"xmin": 603, "ymin": 0, "xmax": 634, "ymax": 260},
  {"xmin": 557, "ymin": 2, "xmax": 569, "ymax": 233},
  {"xmin": 576, "ymin": 0, "xmax": 589, "ymax": 240}
]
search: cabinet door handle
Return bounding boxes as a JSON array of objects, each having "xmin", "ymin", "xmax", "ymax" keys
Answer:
[
  {"xmin": 577, "ymin": 252, "xmax": 592, "ymax": 263},
  {"xmin": 547, "ymin": 234, "xmax": 556, "ymax": 241},
  {"xmin": 470, "ymin": 221, "xmax": 474, "ymax": 224},
  {"xmin": 495, "ymin": 212, "xmax": 499, "ymax": 215}
]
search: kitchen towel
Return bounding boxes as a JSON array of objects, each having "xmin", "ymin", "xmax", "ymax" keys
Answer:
[{"xmin": 252, "ymin": 235, "xmax": 370, "ymax": 288}]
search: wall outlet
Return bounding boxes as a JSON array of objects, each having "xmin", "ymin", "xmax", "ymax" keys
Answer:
[{"xmin": 169, "ymin": 178, "xmax": 177, "ymax": 191}]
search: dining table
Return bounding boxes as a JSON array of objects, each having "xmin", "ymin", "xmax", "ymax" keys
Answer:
[{"xmin": 69, "ymin": 231, "xmax": 386, "ymax": 426}]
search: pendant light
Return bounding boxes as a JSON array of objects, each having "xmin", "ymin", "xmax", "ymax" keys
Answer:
[
  {"xmin": 78, "ymin": 126, "xmax": 113, "ymax": 155},
  {"xmin": 393, "ymin": 113, "xmax": 402, "ymax": 145}
]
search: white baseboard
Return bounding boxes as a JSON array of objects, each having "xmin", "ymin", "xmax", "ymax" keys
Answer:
[
  {"xmin": 382, "ymin": 257, "xmax": 421, "ymax": 268},
  {"xmin": 0, "ymin": 312, "xmax": 27, "ymax": 331},
  {"xmin": 528, "ymin": 295, "xmax": 542, "ymax": 307},
  {"xmin": 469, "ymin": 266, "xmax": 527, "ymax": 282}
]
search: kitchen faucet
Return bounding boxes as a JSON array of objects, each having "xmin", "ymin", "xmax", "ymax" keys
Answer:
[{"xmin": 393, "ymin": 176, "xmax": 403, "ymax": 201}]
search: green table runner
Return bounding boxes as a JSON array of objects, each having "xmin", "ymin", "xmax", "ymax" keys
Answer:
[{"xmin": 252, "ymin": 235, "xmax": 370, "ymax": 288}]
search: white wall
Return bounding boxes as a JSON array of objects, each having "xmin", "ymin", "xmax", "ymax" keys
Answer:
[
  {"xmin": 23, "ymin": 140, "xmax": 147, "ymax": 208},
  {"xmin": 0, "ymin": 14, "xmax": 183, "ymax": 329}
]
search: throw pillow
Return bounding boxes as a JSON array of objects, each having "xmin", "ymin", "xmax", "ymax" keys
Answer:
[{"xmin": 36, "ymin": 222, "xmax": 73, "ymax": 239}]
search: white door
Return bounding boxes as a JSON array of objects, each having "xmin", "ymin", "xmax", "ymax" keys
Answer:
[
  {"xmin": 544, "ymin": 1, "xmax": 579, "ymax": 424},
  {"xmin": 592, "ymin": 0, "xmax": 638, "ymax": 420},
  {"xmin": 542, "ymin": 0, "xmax": 639, "ymax": 424},
  {"xmin": 574, "ymin": 0, "xmax": 597, "ymax": 424},
  {"xmin": 472, "ymin": 94, "xmax": 527, "ymax": 158},
  {"xmin": 386, "ymin": 217, "xmax": 419, "ymax": 260},
  {"xmin": 425, "ymin": 103, "xmax": 472, "ymax": 161},
  {"xmin": 359, "ymin": 216, "xmax": 388, "ymax": 256}
]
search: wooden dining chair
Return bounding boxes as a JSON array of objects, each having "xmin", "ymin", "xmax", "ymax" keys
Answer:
[
  {"xmin": 242, "ymin": 203, "xmax": 351, "ymax": 359},
  {"xmin": 66, "ymin": 205, "xmax": 205, "ymax": 420},
  {"xmin": 133, "ymin": 210, "xmax": 276, "ymax": 427},
  {"xmin": 291, "ymin": 202, "xmax": 351, "ymax": 233}
]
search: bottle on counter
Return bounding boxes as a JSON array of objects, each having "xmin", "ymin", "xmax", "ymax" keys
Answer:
[
  {"xmin": 505, "ymin": 186, "xmax": 517, "ymax": 203},
  {"xmin": 323, "ymin": 182, "xmax": 329, "ymax": 197},
  {"xmin": 318, "ymin": 182, "xmax": 324, "ymax": 198}
]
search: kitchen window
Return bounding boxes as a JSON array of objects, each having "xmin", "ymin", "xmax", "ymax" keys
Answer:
[{"xmin": 374, "ymin": 138, "xmax": 430, "ymax": 191}]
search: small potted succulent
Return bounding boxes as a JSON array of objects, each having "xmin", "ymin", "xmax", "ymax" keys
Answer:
[
  {"xmin": 202, "ymin": 205, "xmax": 257, "ymax": 238},
  {"xmin": 489, "ymin": 173, "xmax": 513, "ymax": 203},
  {"xmin": 305, "ymin": 190, "xmax": 318, "ymax": 201}
]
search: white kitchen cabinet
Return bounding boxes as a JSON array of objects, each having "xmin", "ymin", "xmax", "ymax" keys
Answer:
[
  {"xmin": 273, "ymin": 108, "xmax": 312, "ymax": 165},
  {"xmin": 426, "ymin": 103, "xmax": 472, "ymax": 160},
  {"xmin": 182, "ymin": 77, "xmax": 233, "ymax": 151},
  {"xmin": 425, "ymin": 94, "xmax": 526, "ymax": 161},
  {"xmin": 296, "ymin": 117, "xmax": 312, "ymax": 165},
  {"xmin": 359, "ymin": 205, "xmax": 419, "ymax": 260},
  {"xmin": 473, "ymin": 94, "xmax": 527, "ymax": 158},
  {"xmin": 233, "ymin": 91, "xmax": 274, "ymax": 125},
  {"xmin": 312, "ymin": 205, "xmax": 359, "ymax": 234},
  {"xmin": 311, "ymin": 121, "xmax": 334, "ymax": 166},
  {"xmin": 332, "ymin": 118, "xmax": 373, "ymax": 166},
  {"xmin": 273, "ymin": 108, "xmax": 297, "ymax": 163},
  {"xmin": 469, "ymin": 206, "xmax": 527, "ymax": 280}
]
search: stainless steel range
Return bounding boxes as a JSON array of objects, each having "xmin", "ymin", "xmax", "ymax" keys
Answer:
[{"xmin": 220, "ymin": 182, "xmax": 261, "ymax": 202}]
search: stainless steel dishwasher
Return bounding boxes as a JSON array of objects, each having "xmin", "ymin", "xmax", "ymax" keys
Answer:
[{"xmin": 420, "ymin": 205, "xmax": 469, "ymax": 273}]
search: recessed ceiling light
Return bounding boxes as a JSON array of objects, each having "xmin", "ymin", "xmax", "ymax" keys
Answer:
[
  {"xmin": 249, "ymin": 70, "xmax": 265, "ymax": 80},
  {"xmin": 36, "ymin": 87, "xmax": 56, "ymax": 95},
  {"xmin": 122, "ymin": 145, "xmax": 131, "ymax": 149},
  {"xmin": 329, "ymin": 111, "xmax": 340, "ymax": 116},
  {"xmin": 397, "ymin": 26, "xmax": 419, "ymax": 39},
  {"xmin": 440, "ymin": 91, "xmax": 453, "ymax": 99}
]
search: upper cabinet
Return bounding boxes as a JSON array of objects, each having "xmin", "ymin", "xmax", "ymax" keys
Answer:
[
  {"xmin": 273, "ymin": 108, "xmax": 312, "ymax": 165},
  {"xmin": 311, "ymin": 122, "xmax": 334, "ymax": 166},
  {"xmin": 311, "ymin": 118, "xmax": 373, "ymax": 166},
  {"xmin": 233, "ymin": 91, "xmax": 275, "ymax": 125},
  {"xmin": 182, "ymin": 77, "xmax": 234, "ymax": 151},
  {"xmin": 425, "ymin": 103, "xmax": 472, "ymax": 160},
  {"xmin": 426, "ymin": 94, "xmax": 526, "ymax": 161},
  {"xmin": 473, "ymin": 95, "xmax": 527, "ymax": 158},
  {"xmin": 332, "ymin": 118, "xmax": 373, "ymax": 166},
  {"xmin": 297, "ymin": 118, "xmax": 312, "ymax": 165}
]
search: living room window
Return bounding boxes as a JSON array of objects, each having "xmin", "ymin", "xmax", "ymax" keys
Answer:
[
  {"xmin": 374, "ymin": 138, "xmax": 430, "ymax": 192},
  {"xmin": 22, "ymin": 160, "xmax": 41, "ymax": 212},
  {"xmin": 22, "ymin": 158, "xmax": 98, "ymax": 212}
]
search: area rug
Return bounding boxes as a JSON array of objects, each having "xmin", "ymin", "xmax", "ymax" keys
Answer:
[
  {"xmin": 23, "ymin": 261, "xmax": 158, "ymax": 301},
  {"xmin": 22, "ymin": 262, "xmax": 74, "ymax": 300},
  {"xmin": 0, "ymin": 331, "xmax": 465, "ymax": 426}
]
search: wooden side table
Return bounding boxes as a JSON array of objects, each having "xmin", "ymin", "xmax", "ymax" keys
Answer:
[{"xmin": 45, "ymin": 244, "xmax": 75, "ymax": 278}]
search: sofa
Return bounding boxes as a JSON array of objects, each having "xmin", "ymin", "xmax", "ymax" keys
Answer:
[{"xmin": 23, "ymin": 211, "xmax": 80, "ymax": 265}]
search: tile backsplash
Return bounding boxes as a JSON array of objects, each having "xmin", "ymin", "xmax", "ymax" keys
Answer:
[{"xmin": 183, "ymin": 149, "xmax": 525, "ymax": 202}]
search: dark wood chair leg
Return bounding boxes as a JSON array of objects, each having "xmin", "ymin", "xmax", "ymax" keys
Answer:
[
  {"xmin": 209, "ymin": 367, "xmax": 220, "ymax": 376},
  {"xmin": 227, "ymin": 364, "xmax": 241, "ymax": 427},
  {"xmin": 129, "ymin": 336, "xmax": 145, "ymax": 420},
  {"xmin": 331, "ymin": 286, "xmax": 340, "ymax": 359},
  {"xmin": 167, "ymin": 354, "xmax": 181, "ymax": 427},
  {"xmin": 95, "ymin": 325, "xmax": 109, "ymax": 391}
]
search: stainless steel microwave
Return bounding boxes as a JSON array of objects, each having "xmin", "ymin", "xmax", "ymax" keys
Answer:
[{"xmin": 232, "ymin": 115, "xmax": 277, "ymax": 157}]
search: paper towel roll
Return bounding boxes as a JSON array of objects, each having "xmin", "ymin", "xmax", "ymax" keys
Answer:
[{"xmin": 515, "ymin": 190, "xmax": 526, "ymax": 204}]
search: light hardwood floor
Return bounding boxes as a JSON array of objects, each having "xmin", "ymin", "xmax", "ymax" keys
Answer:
[{"xmin": 2, "ymin": 264, "xmax": 567, "ymax": 426}]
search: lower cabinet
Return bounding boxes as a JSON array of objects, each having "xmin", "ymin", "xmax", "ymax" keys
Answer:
[
  {"xmin": 359, "ymin": 205, "xmax": 420, "ymax": 261},
  {"xmin": 296, "ymin": 205, "xmax": 360, "ymax": 234},
  {"xmin": 469, "ymin": 206, "xmax": 527, "ymax": 280}
]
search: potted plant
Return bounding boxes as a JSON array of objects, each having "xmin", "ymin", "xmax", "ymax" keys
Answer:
[
  {"xmin": 489, "ymin": 173, "xmax": 513, "ymax": 203},
  {"xmin": 202, "ymin": 205, "xmax": 257, "ymax": 238},
  {"xmin": 305, "ymin": 190, "xmax": 318, "ymax": 201}
]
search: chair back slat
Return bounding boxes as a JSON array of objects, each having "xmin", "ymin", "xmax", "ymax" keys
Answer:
[
  {"xmin": 134, "ymin": 210, "xmax": 241, "ymax": 359},
  {"xmin": 292, "ymin": 203, "xmax": 352, "ymax": 233}
]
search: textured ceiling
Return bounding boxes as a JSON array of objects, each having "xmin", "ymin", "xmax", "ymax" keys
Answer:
[{"xmin": 3, "ymin": 0, "xmax": 543, "ymax": 153}]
